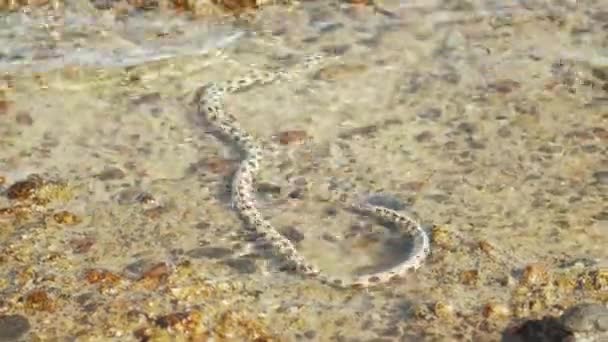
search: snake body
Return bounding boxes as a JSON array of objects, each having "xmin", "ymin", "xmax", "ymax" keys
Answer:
[{"xmin": 194, "ymin": 55, "xmax": 430, "ymax": 289}]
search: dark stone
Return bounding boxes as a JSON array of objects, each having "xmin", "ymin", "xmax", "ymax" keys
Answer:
[
  {"xmin": 592, "ymin": 211, "xmax": 608, "ymax": 221},
  {"xmin": 591, "ymin": 67, "xmax": 608, "ymax": 81},
  {"xmin": 321, "ymin": 44, "xmax": 350, "ymax": 56},
  {"xmin": 365, "ymin": 193, "xmax": 407, "ymax": 211},
  {"xmin": 287, "ymin": 188, "xmax": 305, "ymax": 199},
  {"xmin": 123, "ymin": 259, "xmax": 158, "ymax": 279},
  {"xmin": 501, "ymin": 316, "xmax": 574, "ymax": 342},
  {"xmin": 0, "ymin": 314, "xmax": 30, "ymax": 341},
  {"xmin": 497, "ymin": 126, "xmax": 511, "ymax": 137},
  {"xmin": 194, "ymin": 221, "xmax": 210, "ymax": 230},
  {"xmin": 115, "ymin": 187, "xmax": 153, "ymax": 205},
  {"xmin": 592, "ymin": 171, "xmax": 608, "ymax": 185},
  {"xmin": 130, "ymin": 92, "xmax": 161, "ymax": 106},
  {"xmin": 457, "ymin": 122, "xmax": 476, "ymax": 134},
  {"xmin": 323, "ymin": 206, "xmax": 338, "ymax": 217},
  {"xmin": 303, "ymin": 330, "xmax": 317, "ymax": 339},
  {"xmin": 417, "ymin": 107, "xmax": 442, "ymax": 120},
  {"xmin": 415, "ymin": 131, "xmax": 433, "ymax": 142},
  {"xmin": 257, "ymin": 182, "xmax": 281, "ymax": 195},
  {"xmin": 15, "ymin": 111, "xmax": 33, "ymax": 125},
  {"xmin": 186, "ymin": 247, "xmax": 233, "ymax": 259},
  {"xmin": 223, "ymin": 258, "xmax": 257, "ymax": 274},
  {"xmin": 323, "ymin": 232, "xmax": 340, "ymax": 243},
  {"xmin": 280, "ymin": 226, "xmax": 305, "ymax": 244},
  {"xmin": 96, "ymin": 166, "xmax": 126, "ymax": 181}
]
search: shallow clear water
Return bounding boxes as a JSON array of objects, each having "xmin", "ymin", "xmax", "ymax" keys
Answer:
[{"xmin": 0, "ymin": 0, "xmax": 606, "ymax": 341}]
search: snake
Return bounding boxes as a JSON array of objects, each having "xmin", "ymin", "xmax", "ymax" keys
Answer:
[{"xmin": 193, "ymin": 54, "xmax": 431, "ymax": 289}]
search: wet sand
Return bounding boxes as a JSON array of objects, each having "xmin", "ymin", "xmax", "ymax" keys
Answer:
[{"xmin": 0, "ymin": 1, "xmax": 606, "ymax": 341}]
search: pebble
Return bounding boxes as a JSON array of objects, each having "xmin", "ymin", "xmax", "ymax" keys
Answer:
[
  {"xmin": 15, "ymin": 111, "xmax": 33, "ymax": 125},
  {"xmin": 488, "ymin": 79, "xmax": 521, "ymax": 93},
  {"xmin": 140, "ymin": 262, "xmax": 171, "ymax": 281},
  {"xmin": 186, "ymin": 247, "xmax": 233, "ymax": 259},
  {"xmin": 69, "ymin": 237, "xmax": 95, "ymax": 254},
  {"xmin": 321, "ymin": 44, "xmax": 350, "ymax": 56},
  {"xmin": 96, "ymin": 166, "xmax": 126, "ymax": 181},
  {"xmin": 5, "ymin": 174, "xmax": 43, "ymax": 200},
  {"xmin": 415, "ymin": 131, "xmax": 434, "ymax": 143},
  {"xmin": 277, "ymin": 130, "xmax": 308, "ymax": 145},
  {"xmin": 280, "ymin": 226, "xmax": 305, "ymax": 244},
  {"xmin": 502, "ymin": 316, "xmax": 574, "ymax": 342},
  {"xmin": 130, "ymin": 92, "xmax": 161, "ymax": 106},
  {"xmin": 592, "ymin": 171, "xmax": 608, "ymax": 185},
  {"xmin": 519, "ymin": 263, "xmax": 550, "ymax": 286},
  {"xmin": 364, "ymin": 193, "xmax": 406, "ymax": 211},
  {"xmin": 223, "ymin": 258, "xmax": 257, "ymax": 274},
  {"xmin": 303, "ymin": 330, "xmax": 317, "ymax": 339},
  {"xmin": 0, "ymin": 315, "xmax": 30, "ymax": 341},
  {"xmin": 0, "ymin": 100, "xmax": 10, "ymax": 115},
  {"xmin": 416, "ymin": 107, "xmax": 442, "ymax": 120},
  {"xmin": 52, "ymin": 210, "xmax": 81, "ymax": 225},
  {"xmin": 591, "ymin": 67, "xmax": 608, "ymax": 81},
  {"xmin": 313, "ymin": 63, "xmax": 367, "ymax": 82},
  {"xmin": 338, "ymin": 124, "xmax": 378, "ymax": 139}
]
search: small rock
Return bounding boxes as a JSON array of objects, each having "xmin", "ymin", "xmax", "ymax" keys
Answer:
[
  {"xmin": 303, "ymin": 330, "xmax": 317, "ymax": 339},
  {"xmin": 365, "ymin": 193, "xmax": 406, "ymax": 211},
  {"xmin": 203, "ymin": 157, "xmax": 236, "ymax": 175},
  {"xmin": 592, "ymin": 171, "xmax": 608, "ymax": 185},
  {"xmin": 215, "ymin": 0, "xmax": 257, "ymax": 14},
  {"xmin": 313, "ymin": 63, "xmax": 367, "ymax": 81},
  {"xmin": 143, "ymin": 206, "xmax": 167, "ymax": 219},
  {"xmin": 24, "ymin": 289, "xmax": 54, "ymax": 312},
  {"xmin": 52, "ymin": 210, "xmax": 81, "ymax": 225},
  {"xmin": 460, "ymin": 269, "xmax": 479, "ymax": 286},
  {"xmin": 482, "ymin": 302, "xmax": 510, "ymax": 319},
  {"xmin": 257, "ymin": 182, "xmax": 282, "ymax": 195},
  {"xmin": 277, "ymin": 130, "xmax": 308, "ymax": 145},
  {"xmin": 322, "ymin": 233, "xmax": 339, "ymax": 243},
  {"xmin": 338, "ymin": 124, "xmax": 378, "ymax": 139},
  {"xmin": 115, "ymin": 188, "xmax": 155, "ymax": 205},
  {"xmin": 591, "ymin": 68, "xmax": 608, "ymax": 81},
  {"xmin": 417, "ymin": 107, "xmax": 442, "ymax": 120},
  {"xmin": 140, "ymin": 262, "xmax": 171, "ymax": 281},
  {"xmin": 520, "ymin": 263, "xmax": 550, "ymax": 286},
  {"xmin": 415, "ymin": 131, "xmax": 433, "ymax": 142},
  {"xmin": 280, "ymin": 226, "xmax": 305, "ymax": 244},
  {"xmin": 5, "ymin": 174, "xmax": 43, "ymax": 200},
  {"xmin": 124, "ymin": 259, "xmax": 157, "ymax": 279},
  {"xmin": 154, "ymin": 311, "xmax": 201, "ymax": 332},
  {"xmin": 223, "ymin": 258, "xmax": 257, "ymax": 274},
  {"xmin": 130, "ymin": 92, "xmax": 161, "ymax": 106},
  {"xmin": 457, "ymin": 122, "xmax": 476, "ymax": 134},
  {"xmin": 0, "ymin": 100, "xmax": 11, "ymax": 115},
  {"xmin": 186, "ymin": 247, "xmax": 233, "ymax": 259},
  {"xmin": 194, "ymin": 221, "xmax": 210, "ymax": 230},
  {"xmin": 287, "ymin": 188, "xmax": 305, "ymax": 199},
  {"xmin": 489, "ymin": 79, "xmax": 521, "ymax": 93},
  {"xmin": 502, "ymin": 316, "xmax": 574, "ymax": 342},
  {"xmin": 433, "ymin": 301, "xmax": 455, "ymax": 320},
  {"xmin": 15, "ymin": 111, "xmax": 33, "ymax": 125},
  {"xmin": 84, "ymin": 268, "xmax": 121, "ymax": 285},
  {"xmin": 0, "ymin": 315, "xmax": 30, "ymax": 341},
  {"xmin": 96, "ymin": 166, "xmax": 126, "ymax": 181},
  {"xmin": 69, "ymin": 237, "xmax": 95, "ymax": 254}
]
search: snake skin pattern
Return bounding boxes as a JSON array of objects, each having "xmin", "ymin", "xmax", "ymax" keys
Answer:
[{"xmin": 194, "ymin": 54, "xmax": 430, "ymax": 289}]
